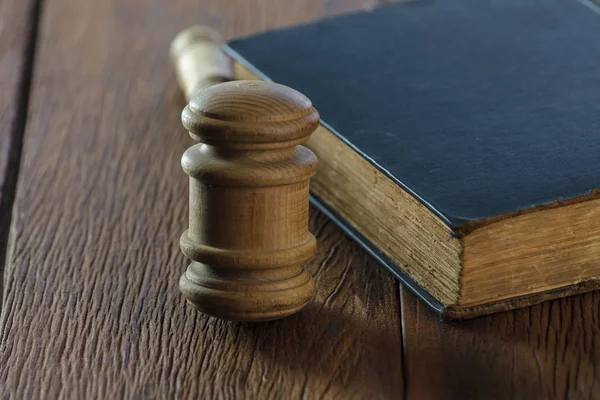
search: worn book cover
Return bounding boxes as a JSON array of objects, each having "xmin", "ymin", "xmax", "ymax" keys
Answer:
[{"xmin": 225, "ymin": 0, "xmax": 600, "ymax": 318}]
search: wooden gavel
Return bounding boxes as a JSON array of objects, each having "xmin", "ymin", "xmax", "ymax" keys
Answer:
[{"xmin": 170, "ymin": 27, "xmax": 319, "ymax": 322}]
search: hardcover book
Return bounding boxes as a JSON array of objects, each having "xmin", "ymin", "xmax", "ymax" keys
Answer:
[{"xmin": 225, "ymin": 0, "xmax": 600, "ymax": 318}]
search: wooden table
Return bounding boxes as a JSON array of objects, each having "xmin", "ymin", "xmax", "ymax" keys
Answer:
[{"xmin": 0, "ymin": 0, "xmax": 598, "ymax": 398}]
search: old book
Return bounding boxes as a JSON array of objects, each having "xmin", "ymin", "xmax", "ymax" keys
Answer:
[{"xmin": 225, "ymin": 0, "xmax": 600, "ymax": 319}]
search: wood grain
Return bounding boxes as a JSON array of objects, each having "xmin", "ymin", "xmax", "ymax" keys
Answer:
[
  {"xmin": 0, "ymin": 0, "xmax": 403, "ymax": 398},
  {"xmin": 401, "ymin": 287, "xmax": 600, "ymax": 399},
  {"xmin": 0, "ymin": 0, "xmax": 40, "ymax": 311}
]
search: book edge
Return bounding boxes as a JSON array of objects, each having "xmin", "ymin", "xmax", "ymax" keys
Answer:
[
  {"xmin": 441, "ymin": 278, "xmax": 600, "ymax": 320},
  {"xmin": 308, "ymin": 193, "xmax": 448, "ymax": 315},
  {"xmin": 456, "ymin": 190, "xmax": 600, "ymax": 236},
  {"xmin": 312, "ymin": 192, "xmax": 600, "ymax": 320}
]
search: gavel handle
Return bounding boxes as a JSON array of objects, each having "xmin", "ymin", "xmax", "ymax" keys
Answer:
[{"xmin": 170, "ymin": 26, "xmax": 235, "ymax": 100}]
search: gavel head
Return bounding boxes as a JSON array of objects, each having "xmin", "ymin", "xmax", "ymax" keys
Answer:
[
  {"xmin": 179, "ymin": 80, "xmax": 320, "ymax": 322},
  {"xmin": 182, "ymin": 80, "xmax": 319, "ymax": 147}
]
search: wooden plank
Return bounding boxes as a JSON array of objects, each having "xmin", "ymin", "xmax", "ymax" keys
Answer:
[
  {"xmin": 401, "ymin": 287, "xmax": 600, "ymax": 399},
  {"xmin": 0, "ymin": 0, "xmax": 40, "ymax": 309},
  {"xmin": 0, "ymin": 0, "xmax": 404, "ymax": 398}
]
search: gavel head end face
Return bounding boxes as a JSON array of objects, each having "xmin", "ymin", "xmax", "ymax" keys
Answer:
[{"xmin": 182, "ymin": 80, "xmax": 320, "ymax": 148}]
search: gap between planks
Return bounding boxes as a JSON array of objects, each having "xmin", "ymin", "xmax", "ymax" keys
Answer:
[{"xmin": 0, "ymin": 0, "xmax": 45, "ymax": 313}]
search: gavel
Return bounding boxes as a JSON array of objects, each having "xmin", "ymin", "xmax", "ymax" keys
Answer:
[{"xmin": 170, "ymin": 27, "xmax": 319, "ymax": 322}]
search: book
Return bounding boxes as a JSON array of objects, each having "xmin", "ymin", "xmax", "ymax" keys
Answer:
[{"xmin": 224, "ymin": 0, "xmax": 600, "ymax": 319}]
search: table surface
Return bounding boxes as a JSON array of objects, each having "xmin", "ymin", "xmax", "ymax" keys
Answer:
[{"xmin": 0, "ymin": 0, "xmax": 598, "ymax": 398}]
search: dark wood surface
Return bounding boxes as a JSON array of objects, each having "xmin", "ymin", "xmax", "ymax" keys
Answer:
[{"xmin": 0, "ymin": 0, "xmax": 598, "ymax": 399}]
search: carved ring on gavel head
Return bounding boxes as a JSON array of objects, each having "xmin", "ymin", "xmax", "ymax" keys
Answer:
[{"xmin": 171, "ymin": 27, "xmax": 320, "ymax": 322}]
